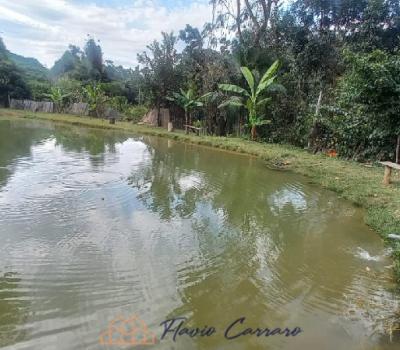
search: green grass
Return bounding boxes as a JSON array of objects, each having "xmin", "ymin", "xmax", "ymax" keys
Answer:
[{"xmin": 1, "ymin": 108, "xmax": 400, "ymax": 282}]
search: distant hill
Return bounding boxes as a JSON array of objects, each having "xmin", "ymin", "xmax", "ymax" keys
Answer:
[{"xmin": 7, "ymin": 51, "xmax": 49, "ymax": 80}]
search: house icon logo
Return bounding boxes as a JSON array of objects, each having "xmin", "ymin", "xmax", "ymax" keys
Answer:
[{"xmin": 99, "ymin": 315, "xmax": 157, "ymax": 346}]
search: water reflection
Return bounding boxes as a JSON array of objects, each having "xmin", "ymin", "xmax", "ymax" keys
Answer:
[
  {"xmin": 0, "ymin": 119, "xmax": 398, "ymax": 349},
  {"xmin": 0, "ymin": 272, "xmax": 29, "ymax": 348},
  {"xmin": 126, "ymin": 137, "xmax": 400, "ymax": 349}
]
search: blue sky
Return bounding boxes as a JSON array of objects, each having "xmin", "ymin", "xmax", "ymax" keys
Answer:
[{"xmin": 0, "ymin": 0, "xmax": 211, "ymax": 67}]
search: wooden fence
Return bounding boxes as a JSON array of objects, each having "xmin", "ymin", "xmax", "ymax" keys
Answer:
[
  {"xmin": 65, "ymin": 102, "xmax": 89, "ymax": 116},
  {"xmin": 142, "ymin": 108, "xmax": 171, "ymax": 127},
  {"xmin": 10, "ymin": 99, "xmax": 89, "ymax": 116},
  {"xmin": 142, "ymin": 107, "xmax": 185, "ymax": 129},
  {"xmin": 10, "ymin": 99, "xmax": 54, "ymax": 113}
]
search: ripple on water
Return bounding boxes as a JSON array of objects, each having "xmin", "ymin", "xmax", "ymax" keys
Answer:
[
  {"xmin": 354, "ymin": 247, "xmax": 383, "ymax": 262},
  {"xmin": 0, "ymin": 127, "xmax": 400, "ymax": 350}
]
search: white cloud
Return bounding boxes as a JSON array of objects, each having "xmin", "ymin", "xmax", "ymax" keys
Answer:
[{"xmin": 0, "ymin": 0, "xmax": 212, "ymax": 68}]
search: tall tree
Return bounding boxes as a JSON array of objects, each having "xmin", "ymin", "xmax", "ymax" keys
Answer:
[
  {"xmin": 84, "ymin": 37, "xmax": 104, "ymax": 80},
  {"xmin": 179, "ymin": 25, "xmax": 240, "ymax": 135},
  {"xmin": 211, "ymin": 0, "xmax": 280, "ymax": 46},
  {"xmin": 335, "ymin": 49, "xmax": 400, "ymax": 161},
  {"xmin": 0, "ymin": 37, "xmax": 30, "ymax": 106},
  {"xmin": 137, "ymin": 32, "xmax": 181, "ymax": 125}
]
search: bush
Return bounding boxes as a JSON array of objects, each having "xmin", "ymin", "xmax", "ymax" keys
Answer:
[
  {"xmin": 109, "ymin": 96, "xmax": 129, "ymax": 113},
  {"xmin": 333, "ymin": 50, "xmax": 400, "ymax": 160},
  {"xmin": 124, "ymin": 105, "xmax": 147, "ymax": 123}
]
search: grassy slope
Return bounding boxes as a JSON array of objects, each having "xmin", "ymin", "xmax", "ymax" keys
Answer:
[{"xmin": 1, "ymin": 108, "xmax": 400, "ymax": 280}]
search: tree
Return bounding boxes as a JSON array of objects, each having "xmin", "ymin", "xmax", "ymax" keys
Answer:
[
  {"xmin": 0, "ymin": 37, "xmax": 30, "ymax": 106},
  {"xmin": 84, "ymin": 37, "xmax": 104, "ymax": 80},
  {"xmin": 51, "ymin": 39, "xmax": 105, "ymax": 83},
  {"xmin": 179, "ymin": 25, "xmax": 203, "ymax": 52},
  {"xmin": 211, "ymin": 0, "xmax": 281, "ymax": 47},
  {"xmin": 334, "ymin": 49, "xmax": 400, "ymax": 161},
  {"xmin": 83, "ymin": 83, "xmax": 108, "ymax": 118},
  {"xmin": 179, "ymin": 25, "xmax": 243, "ymax": 135},
  {"xmin": 55, "ymin": 77, "xmax": 83, "ymax": 103},
  {"xmin": 44, "ymin": 87, "xmax": 71, "ymax": 113},
  {"xmin": 137, "ymin": 32, "xmax": 181, "ymax": 125},
  {"xmin": 348, "ymin": 0, "xmax": 400, "ymax": 52},
  {"xmin": 219, "ymin": 60, "xmax": 280, "ymax": 140},
  {"xmin": 167, "ymin": 88, "xmax": 210, "ymax": 133}
]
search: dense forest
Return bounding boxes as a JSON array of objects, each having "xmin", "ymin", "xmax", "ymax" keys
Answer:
[{"xmin": 1, "ymin": 0, "xmax": 400, "ymax": 161}]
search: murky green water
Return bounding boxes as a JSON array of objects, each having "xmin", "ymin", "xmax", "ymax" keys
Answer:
[{"xmin": 0, "ymin": 119, "xmax": 399, "ymax": 349}]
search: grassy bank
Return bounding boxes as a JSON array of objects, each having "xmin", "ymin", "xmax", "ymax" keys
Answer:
[{"xmin": 1, "ymin": 108, "xmax": 400, "ymax": 281}]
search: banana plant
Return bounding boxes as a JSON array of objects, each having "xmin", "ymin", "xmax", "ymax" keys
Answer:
[
  {"xmin": 167, "ymin": 88, "xmax": 211, "ymax": 133},
  {"xmin": 44, "ymin": 87, "xmax": 71, "ymax": 113},
  {"xmin": 83, "ymin": 84, "xmax": 108, "ymax": 118},
  {"xmin": 218, "ymin": 60, "xmax": 280, "ymax": 140}
]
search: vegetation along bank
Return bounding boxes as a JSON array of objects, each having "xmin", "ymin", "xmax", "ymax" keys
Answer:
[{"xmin": 1, "ymin": 108, "xmax": 399, "ymax": 284}]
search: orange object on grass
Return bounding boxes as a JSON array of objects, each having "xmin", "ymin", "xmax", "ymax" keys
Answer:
[{"xmin": 327, "ymin": 149, "xmax": 337, "ymax": 158}]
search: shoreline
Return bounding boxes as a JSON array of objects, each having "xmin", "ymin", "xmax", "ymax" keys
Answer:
[{"xmin": 1, "ymin": 108, "xmax": 399, "ymax": 283}]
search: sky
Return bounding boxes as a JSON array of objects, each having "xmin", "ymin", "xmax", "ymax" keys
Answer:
[{"xmin": 0, "ymin": 0, "xmax": 212, "ymax": 68}]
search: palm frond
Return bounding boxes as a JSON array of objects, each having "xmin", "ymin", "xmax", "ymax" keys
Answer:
[
  {"xmin": 259, "ymin": 60, "xmax": 280, "ymax": 87},
  {"xmin": 256, "ymin": 76, "xmax": 276, "ymax": 97},
  {"xmin": 218, "ymin": 96, "xmax": 245, "ymax": 109},
  {"xmin": 240, "ymin": 67, "xmax": 255, "ymax": 96},
  {"xmin": 256, "ymin": 97, "xmax": 272, "ymax": 106},
  {"xmin": 219, "ymin": 84, "xmax": 250, "ymax": 97}
]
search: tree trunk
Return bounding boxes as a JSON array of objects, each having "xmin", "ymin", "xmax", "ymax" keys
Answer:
[
  {"xmin": 308, "ymin": 89, "xmax": 323, "ymax": 149},
  {"xmin": 236, "ymin": 0, "xmax": 243, "ymax": 44},
  {"xmin": 396, "ymin": 135, "xmax": 400, "ymax": 164},
  {"xmin": 157, "ymin": 102, "xmax": 161, "ymax": 127},
  {"xmin": 383, "ymin": 165, "xmax": 392, "ymax": 186},
  {"xmin": 315, "ymin": 89, "xmax": 323, "ymax": 116},
  {"xmin": 244, "ymin": 0, "xmax": 261, "ymax": 32},
  {"xmin": 251, "ymin": 125, "xmax": 257, "ymax": 140}
]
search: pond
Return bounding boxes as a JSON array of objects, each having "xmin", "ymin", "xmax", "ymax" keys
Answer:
[{"xmin": 0, "ymin": 119, "xmax": 399, "ymax": 349}]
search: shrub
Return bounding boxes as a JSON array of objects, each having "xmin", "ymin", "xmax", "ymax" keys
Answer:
[{"xmin": 125, "ymin": 105, "xmax": 147, "ymax": 123}]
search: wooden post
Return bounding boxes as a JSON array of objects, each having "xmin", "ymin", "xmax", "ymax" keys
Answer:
[
  {"xmin": 383, "ymin": 165, "xmax": 392, "ymax": 185},
  {"xmin": 157, "ymin": 103, "xmax": 161, "ymax": 127},
  {"xmin": 185, "ymin": 111, "xmax": 188, "ymax": 134},
  {"xmin": 396, "ymin": 135, "xmax": 400, "ymax": 164}
]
